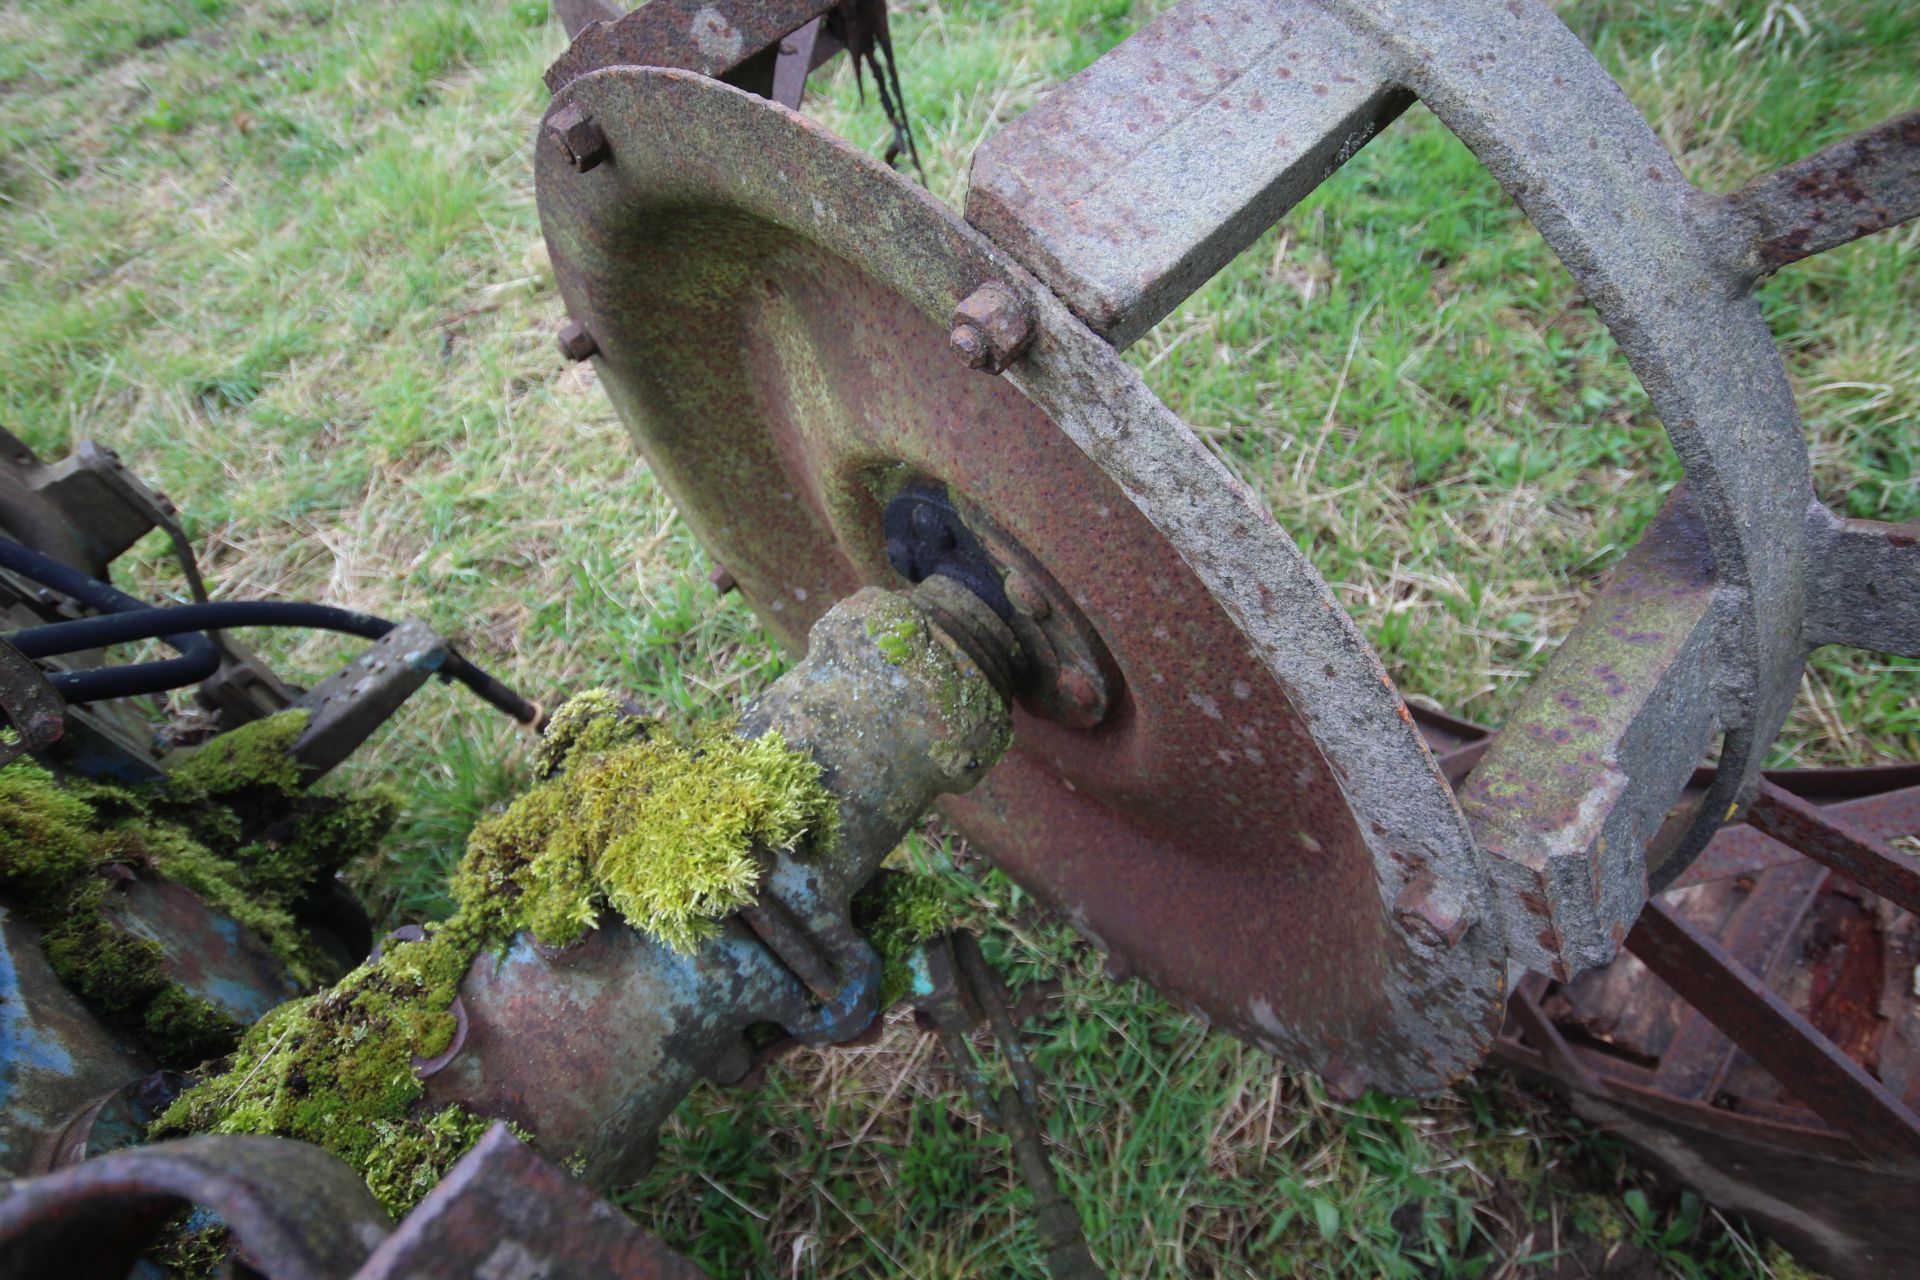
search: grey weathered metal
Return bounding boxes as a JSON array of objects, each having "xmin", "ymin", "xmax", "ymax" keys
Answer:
[{"xmin": 966, "ymin": 0, "xmax": 1410, "ymax": 350}]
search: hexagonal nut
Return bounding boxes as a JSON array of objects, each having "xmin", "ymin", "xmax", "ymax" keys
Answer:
[
  {"xmin": 949, "ymin": 281, "xmax": 1034, "ymax": 374},
  {"xmin": 556, "ymin": 319, "xmax": 598, "ymax": 362},
  {"xmin": 1391, "ymin": 873, "xmax": 1472, "ymax": 949},
  {"xmin": 546, "ymin": 102, "xmax": 608, "ymax": 173}
]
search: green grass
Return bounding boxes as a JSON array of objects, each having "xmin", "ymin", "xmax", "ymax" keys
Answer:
[{"xmin": 1, "ymin": 0, "xmax": 1913, "ymax": 1275}]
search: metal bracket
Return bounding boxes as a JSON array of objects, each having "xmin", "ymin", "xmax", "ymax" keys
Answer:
[{"xmin": 0, "ymin": 637, "xmax": 64, "ymax": 768}]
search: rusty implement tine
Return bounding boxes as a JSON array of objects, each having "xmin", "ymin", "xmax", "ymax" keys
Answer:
[
  {"xmin": 0, "ymin": 1136, "xmax": 390, "ymax": 1280},
  {"xmin": 1626, "ymin": 899, "xmax": 1920, "ymax": 1166},
  {"xmin": 1748, "ymin": 778, "xmax": 1920, "ymax": 917}
]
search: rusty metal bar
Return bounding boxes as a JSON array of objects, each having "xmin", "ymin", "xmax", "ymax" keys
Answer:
[
  {"xmin": 1716, "ymin": 109, "xmax": 1920, "ymax": 277},
  {"xmin": 354, "ymin": 1126, "xmax": 706, "ymax": 1279},
  {"xmin": 1625, "ymin": 899, "xmax": 1920, "ymax": 1165},
  {"xmin": 942, "ymin": 934, "xmax": 1105, "ymax": 1280},
  {"xmin": 545, "ymin": 0, "xmax": 838, "ymax": 93},
  {"xmin": 554, "ymin": 0, "xmax": 624, "ymax": 39},
  {"xmin": 1646, "ymin": 859, "xmax": 1825, "ymax": 1101},
  {"xmin": 770, "ymin": 16, "xmax": 844, "ymax": 110},
  {"xmin": 966, "ymin": 0, "xmax": 1409, "ymax": 349},
  {"xmin": 1747, "ymin": 779, "xmax": 1920, "ymax": 916},
  {"xmin": 737, "ymin": 893, "xmax": 840, "ymax": 1003},
  {"xmin": 0, "ymin": 1135, "xmax": 392, "ymax": 1280},
  {"xmin": 1458, "ymin": 492, "xmax": 1721, "ymax": 978},
  {"xmin": 0, "ymin": 636, "xmax": 64, "ymax": 767},
  {"xmin": 1806, "ymin": 513, "xmax": 1920, "ymax": 657}
]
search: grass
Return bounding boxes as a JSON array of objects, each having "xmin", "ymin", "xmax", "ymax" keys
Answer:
[{"xmin": 1, "ymin": 0, "xmax": 1913, "ymax": 1275}]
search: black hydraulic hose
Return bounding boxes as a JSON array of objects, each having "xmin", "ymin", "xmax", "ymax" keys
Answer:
[
  {"xmin": 10, "ymin": 601, "xmax": 395, "ymax": 659},
  {"xmin": 0, "ymin": 536, "xmax": 222, "ymax": 700},
  {"xmin": 8, "ymin": 600, "xmax": 539, "ymax": 724}
]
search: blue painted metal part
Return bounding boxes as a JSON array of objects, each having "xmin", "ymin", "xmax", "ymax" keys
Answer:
[
  {"xmin": 0, "ymin": 902, "xmax": 147, "ymax": 1176},
  {"xmin": 418, "ymin": 587, "xmax": 1015, "ymax": 1186}
]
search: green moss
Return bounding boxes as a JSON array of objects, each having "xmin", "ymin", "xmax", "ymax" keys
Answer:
[
  {"xmin": 866, "ymin": 610, "xmax": 922, "ymax": 666},
  {"xmin": 156, "ymin": 690, "xmax": 839, "ymax": 1212},
  {"xmin": 455, "ymin": 694, "xmax": 838, "ymax": 954},
  {"xmin": 362, "ymin": 1104, "xmax": 513, "ymax": 1215},
  {"xmin": 43, "ymin": 895, "xmax": 170, "ymax": 1012},
  {"xmin": 0, "ymin": 719, "xmax": 396, "ymax": 1068},
  {"xmin": 160, "ymin": 710, "xmax": 399, "ymax": 907},
  {"xmin": 859, "ymin": 595, "xmax": 1011, "ymax": 778},
  {"xmin": 143, "ymin": 987, "xmax": 245, "ymax": 1065},
  {"xmin": 164, "ymin": 711, "xmax": 310, "ymax": 800},
  {"xmin": 0, "ymin": 754, "xmax": 101, "ymax": 910},
  {"xmin": 151, "ymin": 926, "xmax": 483, "ymax": 1215},
  {"xmin": 146, "ymin": 1220, "xmax": 232, "ymax": 1280},
  {"xmin": 532, "ymin": 687, "xmax": 651, "ymax": 777},
  {"xmin": 853, "ymin": 871, "xmax": 958, "ymax": 1009}
]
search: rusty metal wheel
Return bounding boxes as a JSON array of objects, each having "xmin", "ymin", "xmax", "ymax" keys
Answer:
[{"xmin": 535, "ymin": 0, "xmax": 1918, "ymax": 1129}]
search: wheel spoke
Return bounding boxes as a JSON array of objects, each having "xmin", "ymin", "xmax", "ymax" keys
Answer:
[
  {"xmin": 1718, "ymin": 109, "xmax": 1920, "ymax": 276},
  {"xmin": 1806, "ymin": 513, "xmax": 1920, "ymax": 657}
]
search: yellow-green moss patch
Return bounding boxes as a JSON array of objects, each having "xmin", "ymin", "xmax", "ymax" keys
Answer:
[
  {"xmin": 150, "ymin": 924, "xmax": 495, "ymax": 1215},
  {"xmin": 853, "ymin": 870, "xmax": 958, "ymax": 1010},
  {"xmin": 155, "ymin": 689, "xmax": 838, "ymax": 1212},
  {"xmin": 455, "ymin": 697, "xmax": 837, "ymax": 954},
  {"xmin": 0, "ymin": 714, "xmax": 398, "ymax": 1067}
]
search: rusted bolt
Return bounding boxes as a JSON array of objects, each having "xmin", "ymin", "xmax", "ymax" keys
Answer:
[
  {"xmin": 1060, "ymin": 667, "xmax": 1101, "ymax": 719},
  {"xmin": 708, "ymin": 564, "xmax": 738, "ymax": 595},
  {"xmin": 949, "ymin": 281, "xmax": 1033, "ymax": 374},
  {"xmin": 556, "ymin": 319, "xmax": 598, "ymax": 362},
  {"xmin": 546, "ymin": 102, "xmax": 608, "ymax": 173},
  {"xmin": 1319, "ymin": 1053, "xmax": 1367, "ymax": 1104},
  {"xmin": 1392, "ymin": 873, "xmax": 1471, "ymax": 949}
]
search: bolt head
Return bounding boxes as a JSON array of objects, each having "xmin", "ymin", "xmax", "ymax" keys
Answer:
[
  {"xmin": 1319, "ymin": 1054, "xmax": 1368, "ymax": 1104},
  {"xmin": 949, "ymin": 282, "xmax": 1034, "ymax": 374},
  {"xmin": 546, "ymin": 103, "xmax": 608, "ymax": 173},
  {"xmin": 556, "ymin": 319, "xmax": 598, "ymax": 362},
  {"xmin": 1392, "ymin": 873, "xmax": 1471, "ymax": 949},
  {"xmin": 1060, "ymin": 667, "xmax": 1101, "ymax": 717},
  {"xmin": 949, "ymin": 323, "xmax": 989, "ymax": 369}
]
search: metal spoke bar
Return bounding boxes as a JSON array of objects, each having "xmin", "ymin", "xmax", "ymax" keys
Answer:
[
  {"xmin": 544, "ymin": 0, "xmax": 837, "ymax": 92},
  {"xmin": 1646, "ymin": 859, "xmax": 1825, "ymax": 1102},
  {"xmin": 1747, "ymin": 779, "xmax": 1920, "ymax": 917},
  {"xmin": 1715, "ymin": 109, "xmax": 1920, "ymax": 277},
  {"xmin": 1456, "ymin": 491, "xmax": 1720, "ymax": 976},
  {"xmin": 1625, "ymin": 899, "xmax": 1920, "ymax": 1165},
  {"xmin": 1807, "ymin": 512, "xmax": 1920, "ymax": 657}
]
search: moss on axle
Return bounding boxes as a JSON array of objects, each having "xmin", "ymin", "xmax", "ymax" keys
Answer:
[
  {"xmin": 154, "ymin": 690, "xmax": 838, "ymax": 1214},
  {"xmin": 860, "ymin": 593, "xmax": 1010, "ymax": 778}
]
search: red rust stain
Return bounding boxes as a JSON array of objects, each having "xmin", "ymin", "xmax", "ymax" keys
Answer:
[{"xmin": 1805, "ymin": 892, "xmax": 1890, "ymax": 1070}]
